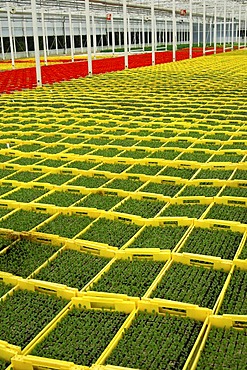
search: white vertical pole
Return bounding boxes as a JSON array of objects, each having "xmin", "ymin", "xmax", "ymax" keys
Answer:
[
  {"xmin": 214, "ymin": 1, "xmax": 217, "ymax": 53},
  {"xmin": 79, "ymin": 22, "xmax": 83, "ymax": 53},
  {"xmin": 31, "ymin": 0, "xmax": 42, "ymax": 86},
  {"xmin": 203, "ymin": 0, "xmax": 206, "ymax": 55},
  {"xmin": 232, "ymin": 5, "xmax": 234, "ymax": 50},
  {"xmin": 238, "ymin": 4, "xmax": 241, "ymax": 49},
  {"xmin": 165, "ymin": 18, "xmax": 167, "ymax": 50},
  {"xmin": 0, "ymin": 21, "xmax": 4, "ymax": 60},
  {"xmin": 123, "ymin": 0, "xmax": 128, "ymax": 68},
  {"xmin": 151, "ymin": 0, "xmax": 155, "ymax": 65},
  {"xmin": 54, "ymin": 21, "xmax": 58, "ymax": 55},
  {"xmin": 45, "ymin": 17, "xmax": 49, "ymax": 56},
  {"xmin": 23, "ymin": 20, "xmax": 28, "ymax": 58},
  {"xmin": 172, "ymin": 0, "xmax": 176, "ymax": 62},
  {"xmin": 41, "ymin": 10, "xmax": 48, "ymax": 65},
  {"xmin": 209, "ymin": 19, "xmax": 212, "ymax": 46},
  {"xmin": 64, "ymin": 17, "xmax": 67, "ymax": 54},
  {"xmin": 198, "ymin": 18, "xmax": 200, "ymax": 46},
  {"xmin": 142, "ymin": 15, "xmax": 145, "ymax": 51},
  {"xmin": 128, "ymin": 16, "xmax": 131, "ymax": 52},
  {"xmin": 189, "ymin": 0, "xmax": 193, "ymax": 59},
  {"xmin": 85, "ymin": 0, "xmax": 92, "ymax": 76},
  {"xmin": 69, "ymin": 11, "xmax": 74, "ymax": 62},
  {"xmin": 245, "ymin": 8, "xmax": 247, "ymax": 47},
  {"xmin": 139, "ymin": 20, "xmax": 141, "ymax": 48},
  {"xmin": 92, "ymin": 15, "xmax": 97, "ymax": 58},
  {"xmin": 223, "ymin": 0, "xmax": 226, "ymax": 52},
  {"xmin": 111, "ymin": 14, "xmax": 115, "ymax": 54},
  {"xmin": 7, "ymin": 9, "xmax": 15, "ymax": 68}
]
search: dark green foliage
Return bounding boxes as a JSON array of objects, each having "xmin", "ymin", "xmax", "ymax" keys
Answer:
[
  {"xmin": 0, "ymin": 210, "xmax": 50, "ymax": 231},
  {"xmin": 160, "ymin": 204, "xmax": 208, "ymax": 218},
  {"xmin": 206, "ymin": 204, "xmax": 247, "ymax": 224},
  {"xmin": 116, "ymin": 198, "xmax": 165, "ymax": 218}
]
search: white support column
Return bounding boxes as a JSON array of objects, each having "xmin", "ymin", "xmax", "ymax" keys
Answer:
[
  {"xmin": 64, "ymin": 17, "xmax": 67, "ymax": 54},
  {"xmin": 209, "ymin": 19, "xmax": 212, "ymax": 46},
  {"xmin": 214, "ymin": 1, "xmax": 217, "ymax": 53},
  {"xmin": 54, "ymin": 20, "xmax": 58, "ymax": 55},
  {"xmin": 232, "ymin": 5, "xmax": 234, "ymax": 50},
  {"xmin": 223, "ymin": 0, "xmax": 226, "ymax": 52},
  {"xmin": 165, "ymin": 18, "xmax": 167, "ymax": 50},
  {"xmin": 111, "ymin": 14, "xmax": 115, "ymax": 54},
  {"xmin": 238, "ymin": 4, "xmax": 241, "ymax": 49},
  {"xmin": 189, "ymin": 0, "xmax": 193, "ymax": 59},
  {"xmin": 41, "ymin": 10, "xmax": 48, "ymax": 65},
  {"xmin": 245, "ymin": 8, "xmax": 247, "ymax": 47},
  {"xmin": 69, "ymin": 11, "xmax": 74, "ymax": 62},
  {"xmin": 123, "ymin": 0, "xmax": 128, "ymax": 68},
  {"xmin": 31, "ymin": 0, "xmax": 42, "ymax": 86},
  {"xmin": 203, "ymin": 0, "xmax": 206, "ymax": 55},
  {"xmin": 151, "ymin": 0, "xmax": 155, "ymax": 65},
  {"xmin": 85, "ymin": 0, "xmax": 92, "ymax": 76},
  {"xmin": 7, "ymin": 9, "xmax": 15, "ymax": 68},
  {"xmin": 79, "ymin": 22, "xmax": 83, "ymax": 53},
  {"xmin": 198, "ymin": 18, "xmax": 200, "ymax": 46},
  {"xmin": 139, "ymin": 21, "xmax": 141, "ymax": 48},
  {"xmin": 92, "ymin": 15, "xmax": 97, "ymax": 58},
  {"xmin": 142, "ymin": 15, "xmax": 145, "ymax": 51},
  {"xmin": 172, "ymin": 0, "xmax": 176, "ymax": 62},
  {"xmin": 107, "ymin": 21, "xmax": 110, "ymax": 48},
  {"xmin": 45, "ymin": 17, "xmax": 49, "ymax": 56},
  {"xmin": 128, "ymin": 16, "xmax": 131, "ymax": 52},
  {"xmin": 0, "ymin": 21, "xmax": 4, "ymax": 60},
  {"xmin": 23, "ymin": 20, "xmax": 29, "ymax": 58}
]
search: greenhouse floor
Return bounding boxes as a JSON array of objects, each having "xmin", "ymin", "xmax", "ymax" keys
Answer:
[
  {"xmin": 0, "ymin": 46, "xmax": 231, "ymax": 94},
  {"xmin": 0, "ymin": 49, "xmax": 246, "ymax": 370}
]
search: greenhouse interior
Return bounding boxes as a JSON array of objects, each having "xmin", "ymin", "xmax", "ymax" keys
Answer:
[{"xmin": 0, "ymin": 0, "xmax": 246, "ymax": 369}]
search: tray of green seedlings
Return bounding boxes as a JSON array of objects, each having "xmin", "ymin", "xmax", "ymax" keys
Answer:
[
  {"xmin": 1, "ymin": 188, "xmax": 48, "ymax": 203},
  {"xmin": 66, "ymin": 147, "xmax": 93, "ymax": 156},
  {"xmin": 103, "ymin": 178, "xmax": 143, "ymax": 192},
  {"xmin": 75, "ymin": 193, "xmax": 124, "ymax": 211},
  {"xmin": 0, "ymin": 208, "xmax": 15, "ymax": 220},
  {"xmin": 14, "ymin": 143, "xmax": 43, "ymax": 153},
  {"xmin": 178, "ymin": 152, "xmax": 212, "ymax": 163},
  {"xmin": 38, "ymin": 145, "xmax": 67, "ymax": 154},
  {"xmin": 0, "ymin": 239, "xmax": 58, "ymax": 278},
  {"xmin": 193, "ymin": 143, "xmax": 221, "ymax": 151},
  {"xmin": 0, "ymin": 169, "xmax": 15, "ymax": 179},
  {"xmin": 0, "ymin": 281, "xmax": 13, "ymax": 298},
  {"xmin": 0, "ymin": 154, "xmax": 15, "ymax": 163},
  {"xmin": 0, "ymin": 236, "xmax": 12, "ymax": 252},
  {"xmin": 179, "ymin": 185, "xmax": 221, "ymax": 197},
  {"xmin": 0, "ymin": 209, "xmax": 51, "ymax": 232},
  {"xmin": 165, "ymin": 140, "xmax": 192, "ymax": 149},
  {"xmin": 36, "ymin": 173, "xmax": 75, "ymax": 185},
  {"xmin": 232, "ymin": 169, "xmax": 247, "ymax": 180},
  {"xmin": 80, "ymin": 218, "xmax": 141, "ymax": 248},
  {"xmin": 206, "ymin": 204, "xmax": 247, "ymax": 224},
  {"xmin": 85, "ymin": 138, "xmax": 112, "ymax": 146},
  {"xmin": 34, "ymin": 249, "xmax": 111, "ymax": 290},
  {"xmin": 180, "ymin": 227, "xmax": 243, "ymax": 260},
  {"xmin": 67, "ymin": 175, "xmax": 109, "ymax": 188},
  {"xmin": 130, "ymin": 225, "xmax": 189, "ymax": 250},
  {"xmin": 90, "ymin": 258, "xmax": 165, "ymax": 297},
  {"xmin": 63, "ymin": 160, "xmax": 99, "ymax": 171},
  {"xmin": 135, "ymin": 139, "xmax": 162, "ymax": 148},
  {"xmin": 220, "ymin": 186, "xmax": 247, "ymax": 198},
  {"xmin": 95, "ymin": 163, "xmax": 130, "ymax": 174},
  {"xmin": 106, "ymin": 309, "xmax": 203, "ymax": 370},
  {"xmin": 0, "ymin": 185, "xmax": 14, "ymax": 197},
  {"xmin": 119, "ymin": 149, "xmax": 150, "ymax": 159},
  {"xmin": 115, "ymin": 198, "xmax": 166, "ymax": 218},
  {"xmin": 30, "ymin": 305, "xmax": 128, "ymax": 367},
  {"xmin": 110, "ymin": 138, "xmax": 138, "ymax": 147},
  {"xmin": 0, "ymin": 288, "xmax": 68, "ymax": 349},
  {"xmin": 209, "ymin": 153, "xmax": 244, "ymax": 163},
  {"xmin": 10, "ymin": 157, "xmax": 42, "ymax": 166},
  {"xmin": 150, "ymin": 262, "xmax": 227, "ymax": 309},
  {"xmin": 91, "ymin": 148, "xmax": 122, "ymax": 158},
  {"xmin": 39, "ymin": 135, "xmax": 62, "ymax": 143},
  {"xmin": 126, "ymin": 164, "xmax": 163, "ymax": 176},
  {"xmin": 148, "ymin": 150, "xmax": 180, "ymax": 160},
  {"xmin": 218, "ymin": 268, "xmax": 247, "ymax": 315},
  {"xmin": 160, "ymin": 203, "xmax": 209, "ymax": 219},
  {"xmin": 160, "ymin": 166, "xmax": 197, "ymax": 179},
  {"xmin": 37, "ymin": 214, "xmax": 93, "ymax": 238},
  {"xmin": 195, "ymin": 169, "xmax": 234, "ymax": 180},
  {"xmin": 6, "ymin": 171, "xmax": 42, "ymax": 182},
  {"xmin": 141, "ymin": 182, "xmax": 183, "ymax": 197},
  {"xmin": 196, "ymin": 325, "xmax": 247, "ymax": 370},
  {"xmin": 38, "ymin": 159, "xmax": 69, "ymax": 168},
  {"xmin": 39, "ymin": 190, "xmax": 84, "ymax": 207}
]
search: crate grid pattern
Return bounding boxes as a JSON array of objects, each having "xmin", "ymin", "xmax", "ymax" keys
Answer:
[{"xmin": 0, "ymin": 50, "xmax": 247, "ymax": 370}]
